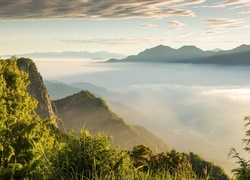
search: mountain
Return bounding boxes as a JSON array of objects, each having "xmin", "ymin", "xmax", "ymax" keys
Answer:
[
  {"xmin": 17, "ymin": 58, "xmax": 56, "ymax": 122},
  {"xmin": 107, "ymin": 45, "xmax": 211, "ymax": 63},
  {"xmin": 44, "ymin": 80, "xmax": 152, "ymax": 126},
  {"xmin": 53, "ymin": 90, "xmax": 168, "ymax": 152},
  {"xmin": 69, "ymin": 82, "xmax": 121, "ymax": 99},
  {"xmin": 198, "ymin": 44, "xmax": 250, "ymax": 65},
  {"xmin": 107, "ymin": 44, "xmax": 250, "ymax": 65},
  {"xmin": 44, "ymin": 80, "xmax": 82, "ymax": 100},
  {"xmin": 10, "ymin": 51, "xmax": 126, "ymax": 59},
  {"xmin": 44, "ymin": 80, "xmax": 121, "ymax": 100}
]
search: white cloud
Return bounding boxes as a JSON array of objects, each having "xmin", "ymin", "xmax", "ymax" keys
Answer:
[
  {"xmin": 205, "ymin": 18, "xmax": 240, "ymax": 26},
  {"xmin": 204, "ymin": 18, "xmax": 248, "ymax": 31},
  {"xmin": 60, "ymin": 37, "xmax": 155, "ymax": 45},
  {"xmin": 168, "ymin": 20, "xmax": 185, "ymax": 26},
  {"xmin": 140, "ymin": 23, "xmax": 157, "ymax": 28}
]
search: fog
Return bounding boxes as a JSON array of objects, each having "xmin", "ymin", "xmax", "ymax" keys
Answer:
[{"xmin": 35, "ymin": 58, "xmax": 250, "ymax": 167}]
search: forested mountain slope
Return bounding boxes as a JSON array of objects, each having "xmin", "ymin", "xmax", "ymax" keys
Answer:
[{"xmin": 53, "ymin": 90, "xmax": 168, "ymax": 151}]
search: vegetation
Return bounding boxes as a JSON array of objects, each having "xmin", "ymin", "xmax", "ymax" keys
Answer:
[
  {"xmin": 0, "ymin": 57, "xmax": 229, "ymax": 179},
  {"xmin": 229, "ymin": 117, "xmax": 250, "ymax": 179},
  {"xmin": 0, "ymin": 57, "xmax": 56, "ymax": 179}
]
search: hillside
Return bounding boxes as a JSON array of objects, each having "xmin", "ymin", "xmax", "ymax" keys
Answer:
[
  {"xmin": 53, "ymin": 90, "xmax": 169, "ymax": 152},
  {"xmin": 107, "ymin": 44, "xmax": 250, "ymax": 65}
]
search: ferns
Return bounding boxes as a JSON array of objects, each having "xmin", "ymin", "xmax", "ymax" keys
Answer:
[{"xmin": 228, "ymin": 117, "xmax": 250, "ymax": 179}]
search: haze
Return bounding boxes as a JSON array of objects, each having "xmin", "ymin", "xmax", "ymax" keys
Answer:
[{"xmin": 35, "ymin": 58, "xmax": 250, "ymax": 163}]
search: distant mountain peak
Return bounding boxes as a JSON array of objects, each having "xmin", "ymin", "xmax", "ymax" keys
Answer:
[
  {"xmin": 233, "ymin": 44, "xmax": 250, "ymax": 52},
  {"xmin": 178, "ymin": 45, "xmax": 204, "ymax": 52}
]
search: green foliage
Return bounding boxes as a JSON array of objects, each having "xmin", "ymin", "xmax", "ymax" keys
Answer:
[
  {"xmin": 0, "ymin": 57, "xmax": 56, "ymax": 179},
  {"xmin": 189, "ymin": 152, "xmax": 229, "ymax": 180},
  {"xmin": 52, "ymin": 129, "xmax": 135, "ymax": 180},
  {"xmin": 229, "ymin": 117, "xmax": 250, "ymax": 179},
  {"xmin": 129, "ymin": 145, "xmax": 229, "ymax": 180}
]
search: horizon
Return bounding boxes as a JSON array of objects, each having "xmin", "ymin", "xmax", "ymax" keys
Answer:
[
  {"xmin": 1, "ymin": 0, "xmax": 250, "ymax": 56},
  {"xmin": 2, "ymin": 43, "xmax": 250, "ymax": 58}
]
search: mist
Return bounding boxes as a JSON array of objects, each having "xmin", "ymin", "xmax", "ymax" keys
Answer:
[{"xmin": 35, "ymin": 58, "xmax": 250, "ymax": 165}]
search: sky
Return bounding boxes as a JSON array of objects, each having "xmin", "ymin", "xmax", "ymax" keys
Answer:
[{"xmin": 0, "ymin": 0, "xmax": 250, "ymax": 56}]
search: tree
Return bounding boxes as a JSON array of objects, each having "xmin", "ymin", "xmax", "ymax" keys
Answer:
[
  {"xmin": 129, "ymin": 144, "xmax": 153, "ymax": 171},
  {"xmin": 229, "ymin": 116, "xmax": 250, "ymax": 179},
  {"xmin": 0, "ymin": 57, "xmax": 55, "ymax": 179}
]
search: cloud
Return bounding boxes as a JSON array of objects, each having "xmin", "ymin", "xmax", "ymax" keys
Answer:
[
  {"xmin": 205, "ymin": 18, "xmax": 240, "ymax": 26},
  {"xmin": 219, "ymin": 0, "xmax": 249, "ymax": 6},
  {"xmin": 0, "ymin": 0, "xmax": 195, "ymax": 20},
  {"xmin": 204, "ymin": 18, "xmax": 248, "ymax": 31},
  {"xmin": 168, "ymin": 20, "xmax": 185, "ymax": 30},
  {"xmin": 60, "ymin": 37, "xmax": 154, "ymax": 44},
  {"xmin": 124, "ymin": 83, "xmax": 250, "ymax": 160},
  {"xmin": 203, "ymin": 0, "xmax": 249, "ymax": 8},
  {"xmin": 177, "ymin": 0, "xmax": 206, "ymax": 6},
  {"xmin": 140, "ymin": 23, "xmax": 157, "ymax": 28},
  {"xmin": 168, "ymin": 20, "xmax": 185, "ymax": 26}
]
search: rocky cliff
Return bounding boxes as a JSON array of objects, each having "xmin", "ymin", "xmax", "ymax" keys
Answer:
[{"xmin": 17, "ymin": 58, "xmax": 56, "ymax": 121}]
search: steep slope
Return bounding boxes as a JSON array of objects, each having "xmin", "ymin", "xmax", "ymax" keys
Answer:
[
  {"xmin": 53, "ymin": 91, "xmax": 168, "ymax": 152},
  {"xmin": 17, "ymin": 58, "xmax": 56, "ymax": 120}
]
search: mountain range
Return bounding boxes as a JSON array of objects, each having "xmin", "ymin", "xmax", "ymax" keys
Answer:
[
  {"xmin": 44, "ymin": 80, "xmax": 152, "ymax": 127},
  {"xmin": 107, "ymin": 44, "xmax": 250, "ymax": 65}
]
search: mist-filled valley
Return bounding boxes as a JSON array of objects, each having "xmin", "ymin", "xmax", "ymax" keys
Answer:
[{"xmin": 35, "ymin": 58, "xmax": 250, "ymax": 169}]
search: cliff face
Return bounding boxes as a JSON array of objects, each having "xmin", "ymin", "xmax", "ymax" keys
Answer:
[
  {"xmin": 53, "ymin": 90, "xmax": 168, "ymax": 152},
  {"xmin": 17, "ymin": 58, "xmax": 56, "ymax": 121}
]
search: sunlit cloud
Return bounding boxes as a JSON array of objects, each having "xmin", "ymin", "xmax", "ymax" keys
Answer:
[
  {"xmin": 0, "ymin": 0, "xmax": 195, "ymax": 20},
  {"xmin": 140, "ymin": 23, "xmax": 157, "ymax": 28},
  {"xmin": 204, "ymin": 18, "xmax": 249, "ymax": 33},
  {"xmin": 168, "ymin": 20, "xmax": 185, "ymax": 30},
  {"xmin": 60, "ymin": 37, "xmax": 155, "ymax": 45},
  {"xmin": 168, "ymin": 20, "xmax": 185, "ymax": 26},
  {"xmin": 176, "ymin": 0, "xmax": 206, "ymax": 6},
  {"xmin": 219, "ymin": 0, "xmax": 249, "ymax": 6},
  {"xmin": 205, "ymin": 18, "xmax": 240, "ymax": 26},
  {"xmin": 202, "ymin": 0, "xmax": 249, "ymax": 8}
]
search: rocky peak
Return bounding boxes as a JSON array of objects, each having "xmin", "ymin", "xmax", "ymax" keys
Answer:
[{"xmin": 17, "ymin": 58, "xmax": 56, "ymax": 124}]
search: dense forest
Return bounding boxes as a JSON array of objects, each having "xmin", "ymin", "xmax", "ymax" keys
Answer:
[{"xmin": 0, "ymin": 57, "xmax": 249, "ymax": 179}]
